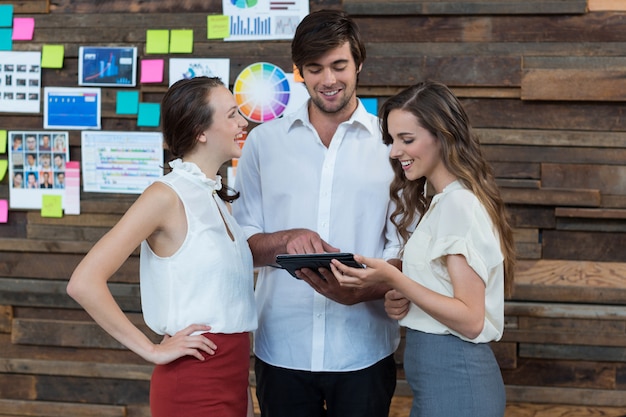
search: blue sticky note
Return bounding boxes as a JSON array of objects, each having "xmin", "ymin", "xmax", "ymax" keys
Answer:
[
  {"xmin": 360, "ymin": 97, "xmax": 378, "ymax": 116},
  {"xmin": 137, "ymin": 102, "xmax": 161, "ymax": 127},
  {"xmin": 116, "ymin": 90, "xmax": 140, "ymax": 115},
  {"xmin": 0, "ymin": 5, "xmax": 14, "ymax": 27},
  {"xmin": 0, "ymin": 28, "xmax": 12, "ymax": 50}
]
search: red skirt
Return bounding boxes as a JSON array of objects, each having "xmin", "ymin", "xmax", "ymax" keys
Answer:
[{"xmin": 150, "ymin": 332, "xmax": 250, "ymax": 417}]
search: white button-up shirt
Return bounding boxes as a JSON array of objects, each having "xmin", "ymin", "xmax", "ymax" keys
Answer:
[{"xmin": 233, "ymin": 100, "xmax": 401, "ymax": 371}]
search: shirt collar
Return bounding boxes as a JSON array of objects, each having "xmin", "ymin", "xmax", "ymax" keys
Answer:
[
  {"xmin": 287, "ymin": 98, "xmax": 377, "ymax": 137},
  {"xmin": 431, "ymin": 179, "xmax": 463, "ymax": 205},
  {"xmin": 168, "ymin": 158, "xmax": 222, "ymax": 191}
]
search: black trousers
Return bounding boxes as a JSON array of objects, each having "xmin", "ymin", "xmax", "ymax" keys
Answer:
[{"xmin": 254, "ymin": 354, "xmax": 397, "ymax": 417}]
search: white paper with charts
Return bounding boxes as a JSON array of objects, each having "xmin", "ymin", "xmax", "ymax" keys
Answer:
[{"xmin": 81, "ymin": 131, "xmax": 164, "ymax": 194}]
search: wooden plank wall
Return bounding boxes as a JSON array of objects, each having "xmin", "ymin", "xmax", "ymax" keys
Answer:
[{"xmin": 0, "ymin": 0, "xmax": 625, "ymax": 416}]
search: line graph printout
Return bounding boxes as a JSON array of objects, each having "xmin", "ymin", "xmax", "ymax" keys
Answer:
[
  {"xmin": 81, "ymin": 131, "xmax": 164, "ymax": 194},
  {"xmin": 223, "ymin": 0, "xmax": 308, "ymax": 41}
]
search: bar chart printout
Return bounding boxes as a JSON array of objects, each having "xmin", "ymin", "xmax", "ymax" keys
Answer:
[
  {"xmin": 230, "ymin": 15, "xmax": 271, "ymax": 36},
  {"xmin": 222, "ymin": 0, "xmax": 308, "ymax": 41},
  {"xmin": 81, "ymin": 131, "xmax": 164, "ymax": 194}
]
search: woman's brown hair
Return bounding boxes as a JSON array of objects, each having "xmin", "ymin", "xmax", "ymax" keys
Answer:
[
  {"xmin": 380, "ymin": 81, "xmax": 516, "ymax": 298},
  {"xmin": 161, "ymin": 76, "xmax": 240, "ymax": 202}
]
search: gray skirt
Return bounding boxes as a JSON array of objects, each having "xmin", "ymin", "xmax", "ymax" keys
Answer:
[{"xmin": 404, "ymin": 329, "xmax": 506, "ymax": 417}]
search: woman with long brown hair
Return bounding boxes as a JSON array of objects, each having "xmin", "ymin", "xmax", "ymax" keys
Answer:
[{"xmin": 330, "ymin": 80, "xmax": 515, "ymax": 417}]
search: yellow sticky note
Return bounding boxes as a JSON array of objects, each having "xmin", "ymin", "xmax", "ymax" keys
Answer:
[
  {"xmin": 207, "ymin": 15, "xmax": 230, "ymax": 39},
  {"xmin": 41, "ymin": 194, "xmax": 63, "ymax": 218},
  {"xmin": 41, "ymin": 44, "xmax": 65, "ymax": 68},
  {"xmin": 170, "ymin": 29, "xmax": 193, "ymax": 53},
  {"xmin": 0, "ymin": 159, "xmax": 6, "ymax": 181},
  {"xmin": 146, "ymin": 29, "xmax": 169, "ymax": 54},
  {"xmin": 0, "ymin": 130, "xmax": 6, "ymax": 153}
]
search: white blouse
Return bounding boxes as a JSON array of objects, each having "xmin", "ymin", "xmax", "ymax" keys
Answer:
[
  {"xmin": 140, "ymin": 160, "xmax": 257, "ymax": 336},
  {"xmin": 399, "ymin": 180, "xmax": 505, "ymax": 343}
]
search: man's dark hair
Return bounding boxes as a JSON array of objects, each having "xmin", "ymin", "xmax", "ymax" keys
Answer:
[{"xmin": 291, "ymin": 10, "xmax": 366, "ymax": 76}]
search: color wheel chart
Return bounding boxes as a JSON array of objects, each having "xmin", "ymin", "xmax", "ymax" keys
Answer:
[{"xmin": 234, "ymin": 62, "xmax": 290, "ymax": 123}]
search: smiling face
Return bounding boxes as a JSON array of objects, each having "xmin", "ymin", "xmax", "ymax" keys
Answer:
[
  {"xmin": 301, "ymin": 42, "xmax": 360, "ymax": 118},
  {"xmin": 388, "ymin": 109, "xmax": 450, "ymax": 191},
  {"xmin": 201, "ymin": 86, "xmax": 248, "ymax": 162}
]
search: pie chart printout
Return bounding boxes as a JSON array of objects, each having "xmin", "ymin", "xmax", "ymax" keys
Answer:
[
  {"xmin": 234, "ymin": 62, "xmax": 291, "ymax": 123},
  {"xmin": 231, "ymin": 0, "xmax": 258, "ymax": 8}
]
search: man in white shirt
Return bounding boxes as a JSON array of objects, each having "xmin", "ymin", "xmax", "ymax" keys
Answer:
[{"xmin": 233, "ymin": 9, "xmax": 401, "ymax": 417}]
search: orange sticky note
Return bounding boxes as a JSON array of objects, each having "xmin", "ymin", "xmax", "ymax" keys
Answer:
[{"xmin": 292, "ymin": 63, "xmax": 304, "ymax": 83}]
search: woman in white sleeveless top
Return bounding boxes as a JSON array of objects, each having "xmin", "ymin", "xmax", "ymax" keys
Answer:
[{"xmin": 67, "ymin": 77, "xmax": 257, "ymax": 417}]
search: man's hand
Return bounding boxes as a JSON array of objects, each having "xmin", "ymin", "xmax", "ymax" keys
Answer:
[
  {"xmin": 296, "ymin": 267, "xmax": 361, "ymax": 305},
  {"xmin": 384, "ymin": 289, "xmax": 410, "ymax": 320}
]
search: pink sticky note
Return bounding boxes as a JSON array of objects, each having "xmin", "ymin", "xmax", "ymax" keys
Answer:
[
  {"xmin": 140, "ymin": 59, "xmax": 164, "ymax": 83},
  {"xmin": 12, "ymin": 17, "xmax": 35, "ymax": 41},
  {"xmin": 0, "ymin": 199, "xmax": 7, "ymax": 223}
]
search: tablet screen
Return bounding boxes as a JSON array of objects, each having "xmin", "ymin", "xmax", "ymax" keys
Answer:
[{"xmin": 275, "ymin": 253, "xmax": 363, "ymax": 279}]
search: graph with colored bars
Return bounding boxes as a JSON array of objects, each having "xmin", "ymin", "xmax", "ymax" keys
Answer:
[
  {"xmin": 230, "ymin": 15, "xmax": 270, "ymax": 36},
  {"xmin": 230, "ymin": 15, "xmax": 300, "ymax": 36}
]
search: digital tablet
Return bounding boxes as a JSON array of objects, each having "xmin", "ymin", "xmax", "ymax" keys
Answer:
[{"xmin": 275, "ymin": 253, "xmax": 364, "ymax": 279}]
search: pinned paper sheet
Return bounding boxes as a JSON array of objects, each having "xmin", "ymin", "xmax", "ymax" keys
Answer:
[
  {"xmin": 116, "ymin": 90, "xmax": 140, "ymax": 114},
  {"xmin": 207, "ymin": 15, "xmax": 230, "ymax": 39},
  {"xmin": 41, "ymin": 194, "xmax": 63, "ymax": 218},
  {"xmin": 145, "ymin": 29, "xmax": 169, "ymax": 54},
  {"xmin": 41, "ymin": 44, "xmax": 65, "ymax": 68},
  {"xmin": 0, "ymin": 4, "xmax": 13, "ymax": 27},
  {"xmin": 0, "ymin": 130, "xmax": 6, "ymax": 153},
  {"xmin": 64, "ymin": 161, "xmax": 80, "ymax": 215},
  {"xmin": 137, "ymin": 102, "xmax": 161, "ymax": 127},
  {"xmin": 0, "ymin": 159, "xmax": 6, "ymax": 181},
  {"xmin": 12, "ymin": 17, "xmax": 35, "ymax": 40},
  {"xmin": 170, "ymin": 29, "xmax": 193, "ymax": 53},
  {"xmin": 0, "ymin": 199, "xmax": 7, "ymax": 223},
  {"xmin": 0, "ymin": 28, "xmax": 12, "ymax": 50},
  {"xmin": 140, "ymin": 59, "xmax": 164, "ymax": 83}
]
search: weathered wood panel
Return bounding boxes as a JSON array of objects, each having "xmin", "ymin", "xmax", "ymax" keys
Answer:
[
  {"xmin": 542, "ymin": 163, "xmax": 626, "ymax": 195},
  {"xmin": 522, "ymin": 57, "xmax": 626, "ymax": 101},
  {"xmin": 0, "ymin": 278, "xmax": 141, "ymax": 310},
  {"xmin": 1, "ymin": 0, "xmax": 626, "ymax": 414},
  {"xmin": 0, "ymin": 399, "xmax": 126, "ymax": 417},
  {"xmin": 343, "ymin": 0, "xmax": 588, "ymax": 15}
]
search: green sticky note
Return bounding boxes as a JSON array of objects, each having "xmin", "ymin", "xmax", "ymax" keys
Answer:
[
  {"xmin": 137, "ymin": 102, "xmax": 161, "ymax": 127},
  {"xmin": 207, "ymin": 15, "xmax": 230, "ymax": 39},
  {"xmin": 0, "ymin": 159, "xmax": 6, "ymax": 181},
  {"xmin": 116, "ymin": 90, "xmax": 140, "ymax": 115},
  {"xmin": 41, "ymin": 194, "xmax": 63, "ymax": 218},
  {"xmin": 41, "ymin": 44, "xmax": 65, "ymax": 68},
  {"xmin": 145, "ymin": 29, "xmax": 169, "ymax": 54},
  {"xmin": 0, "ymin": 5, "xmax": 14, "ymax": 27},
  {"xmin": 170, "ymin": 29, "xmax": 193, "ymax": 53},
  {"xmin": 0, "ymin": 130, "xmax": 6, "ymax": 153},
  {"xmin": 0, "ymin": 28, "xmax": 12, "ymax": 50}
]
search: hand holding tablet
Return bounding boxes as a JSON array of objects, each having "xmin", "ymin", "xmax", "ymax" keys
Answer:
[{"xmin": 275, "ymin": 253, "xmax": 364, "ymax": 279}]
